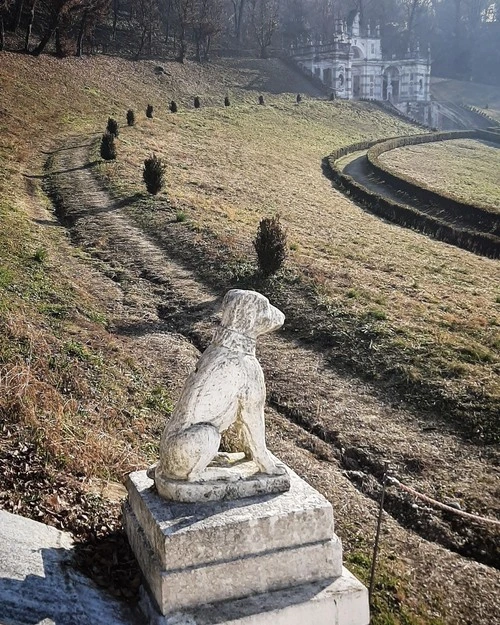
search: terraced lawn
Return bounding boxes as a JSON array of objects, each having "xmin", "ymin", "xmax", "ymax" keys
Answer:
[{"xmin": 379, "ymin": 138, "xmax": 500, "ymax": 211}]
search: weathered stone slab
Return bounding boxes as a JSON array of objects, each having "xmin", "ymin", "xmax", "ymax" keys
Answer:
[
  {"xmin": 0, "ymin": 510, "xmax": 138, "ymax": 625},
  {"xmin": 124, "ymin": 502, "xmax": 342, "ymax": 614},
  {"xmin": 139, "ymin": 568, "xmax": 370, "ymax": 625},
  {"xmin": 125, "ymin": 466, "xmax": 336, "ymax": 571}
]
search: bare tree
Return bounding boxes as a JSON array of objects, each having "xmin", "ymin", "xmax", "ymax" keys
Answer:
[
  {"xmin": 7, "ymin": 0, "xmax": 23, "ymax": 31},
  {"xmin": 111, "ymin": 0, "xmax": 118, "ymax": 38},
  {"xmin": 24, "ymin": 0, "xmax": 36, "ymax": 51},
  {"xmin": 173, "ymin": 0, "xmax": 191, "ymax": 61},
  {"xmin": 231, "ymin": 0, "xmax": 245, "ymax": 43},
  {"xmin": 192, "ymin": 0, "xmax": 222, "ymax": 60},
  {"xmin": 250, "ymin": 0, "xmax": 279, "ymax": 57},
  {"xmin": 30, "ymin": 0, "xmax": 76, "ymax": 55},
  {"xmin": 158, "ymin": 0, "xmax": 173, "ymax": 48},
  {"xmin": 402, "ymin": 0, "xmax": 432, "ymax": 47},
  {"xmin": 75, "ymin": 0, "xmax": 109, "ymax": 56},
  {"xmin": 0, "ymin": 0, "xmax": 15, "ymax": 49}
]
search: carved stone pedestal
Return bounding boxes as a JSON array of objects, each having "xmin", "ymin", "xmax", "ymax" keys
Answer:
[{"xmin": 124, "ymin": 466, "xmax": 369, "ymax": 625}]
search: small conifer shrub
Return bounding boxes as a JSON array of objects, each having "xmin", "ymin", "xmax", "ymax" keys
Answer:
[
  {"xmin": 258, "ymin": 95, "xmax": 265, "ymax": 105},
  {"xmin": 143, "ymin": 154, "xmax": 166, "ymax": 195},
  {"xmin": 254, "ymin": 215, "xmax": 287, "ymax": 276},
  {"xmin": 100, "ymin": 132, "xmax": 116, "ymax": 160},
  {"xmin": 146, "ymin": 104, "xmax": 154, "ymax": 118},
  {"xmin": 224, "ymin": 96, "xmax": 230, "ymax": 107},
  {"xmin": 126, "ymin": 109, "xmax": 135, "ymax": 126},
  {"xmin": 169, "ymin": 100, "xmax": 178, "ymax": 113},
  {"xmin": 107, "ymin": 117, "xmax": 119, "ymax": 137},
  {"xmin": 194, "ymin": 96, "xmax": 201, "ymax": 109}
]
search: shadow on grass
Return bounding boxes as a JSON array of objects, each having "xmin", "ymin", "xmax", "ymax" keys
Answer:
[
  {"xmin": 40, "ymin": 142, "xmax": 95, "ymax": 155},
  {"xmin": 24, "ymin": 160, "xmax": 101, "ymax": 178}
]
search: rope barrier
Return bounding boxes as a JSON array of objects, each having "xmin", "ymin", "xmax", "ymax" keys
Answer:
[{"xmin": 387, "ymin": 476, "xmax": 500, "ymax": 527}]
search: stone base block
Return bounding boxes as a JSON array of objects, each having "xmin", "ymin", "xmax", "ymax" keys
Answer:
[
  {"xmin": 124, "ymin": 465, "xmax": 368, "ymax": 625},
  {"xmin": 139, "ymin": 568, "xmax": 369, "ymax": 625},
  {"xmin": 125, "ymin": 468, "xmax": 337, "ymax": 571},
  {"xmin": 124, "ymin": 502, "xmax": 342, "ymax": 613}
]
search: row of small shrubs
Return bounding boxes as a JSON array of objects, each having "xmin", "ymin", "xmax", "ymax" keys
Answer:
[
  {"xmin": 99, "ymin": 110, "xmax": 288, "ymax": 275},
  {"xmin": 100, "ymin": 116, "xmax": 166, "ymax": 196},
  {"xmin": 101, "ymin": 92, "xmax": 302, "ymax": 142}
]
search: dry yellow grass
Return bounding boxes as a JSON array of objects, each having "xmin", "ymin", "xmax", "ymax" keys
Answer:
[
  {"xmin": 2, "ymin": 51, "xmax": 500, "ymax": 625},
  {"xmin": 379, "ymin": 138, "xmax": 500, "ymax": 211},
  {"xmin": 107, "ymin": 101, "xmax": 500, "ymax": 435},
  {"xmin": 1, "ymin": 48, "xmax": 498, "ymax": 478}
]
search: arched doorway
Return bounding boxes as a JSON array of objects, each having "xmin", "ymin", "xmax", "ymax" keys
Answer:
[
  {"xmin": 383, "ymin": 66, "xmax": 400, "ymax": 102},
  {"xmin": 352, "ymin": 70, "xmax": 361, "ymax": 97}
]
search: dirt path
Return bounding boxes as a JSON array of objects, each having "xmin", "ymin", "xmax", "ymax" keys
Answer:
[{"xmin": 45, "ymin": 137, "xmax": 500, "ymax": 625}]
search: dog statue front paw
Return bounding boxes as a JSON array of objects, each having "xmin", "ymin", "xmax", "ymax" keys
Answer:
[{"xmin": 255, "ymin": 458, "xmax": 287, "ymax": 476}]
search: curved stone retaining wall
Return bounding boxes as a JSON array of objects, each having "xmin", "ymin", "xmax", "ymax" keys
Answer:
[
  {"xmin": 367, "ymin": 130, "xmax": 500, "ymax": 236},
  {"xmin": 327, "ymin": 131, "xmax": 500, "ymax": 259}
]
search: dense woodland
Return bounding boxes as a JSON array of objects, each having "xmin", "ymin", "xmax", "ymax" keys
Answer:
[{"xmin": 0, "ymin": 1, "xmax": 499, "ymax": 85}]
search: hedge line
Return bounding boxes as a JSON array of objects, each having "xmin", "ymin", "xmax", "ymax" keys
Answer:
[
  {"xmin": 327, "ymin": 135, "xmax": 500, "ymax": 259},
  {"xmin": 463, "ymin": 104, "xmax": 500, "ymax": 128},
  {"xmin": 367, "ymin": 130, "xmax": 500, "ymax": 235}
]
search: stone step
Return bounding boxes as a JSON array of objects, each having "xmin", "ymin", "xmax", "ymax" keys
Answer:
[
  {"xmin": 0, "ymin": 510, "xmax": 139, "ymax": 625},
  {"xmin": 139, "ymin": 567, "xmax": 369, "ymax": 625}
]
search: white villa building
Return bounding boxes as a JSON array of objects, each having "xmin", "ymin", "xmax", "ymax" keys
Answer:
[{"xmin": 291, "ymin": 12, "xmax": 431, "ymax": 105}]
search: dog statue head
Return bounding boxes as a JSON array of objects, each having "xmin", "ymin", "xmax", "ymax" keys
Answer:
[{"xmin": 219, "ymin": 289, "xmax": 285, "ymax": 339}]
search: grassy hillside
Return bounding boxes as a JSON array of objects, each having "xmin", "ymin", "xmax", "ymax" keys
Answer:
[
  {"xmin": 97, "ymin": 95, "xmax": 499, "ymax": 442},
  {"xmin": 1, "ymin": 51, "xmax": 499, "ymax": 624},
  {"xmin": 431, "ymin": 76, "xmax": 500, "ymax": 119}
]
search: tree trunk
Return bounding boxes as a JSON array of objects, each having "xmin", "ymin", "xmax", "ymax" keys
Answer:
[
  {"xmin": 31, "ymin": 18, "xmax": 57, "ymax": 56},
  {"xmin": 135, "ymin": 25, "xmax": 147, "ymax": 60},
  {"xmin": 0, "ymin": 16, "xmax": 4, "ymax": 52},
  {"xmin": 204, "ymin": 34, "xmax": 211, "ymax": 61},
  {"xmin": 112, "ymin": 0, "xmax": 119, "ymax": 40},
  {"xmin": 24, "ymin": 0, "xmax": 36, "ymax": 52},
  {"xmin": 163, "ymin": 0, "xmax": 171, "ymax": 48},
  {"xmin": 76, "ymin": 10, "xmax": 88, "ymax": 56},
  {"xmin": 9, "ymin": 0, "xmax": 24, "ymax": 32},
  {"xmin": 177, "ymin": 23, "xmax": 185, "ymax": 62},
  {"xmin": 233, "ymin": 0, "xmax": 245, "ymax": 44},
  {"xmin": 55, "ymin": 26, "xmax": 63, "ymax": 56},
  {"xmin": 195, "ymin": 34, "xmax": 201, "ymax": 61}
]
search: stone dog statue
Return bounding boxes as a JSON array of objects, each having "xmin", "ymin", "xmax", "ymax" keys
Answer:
[{"xmin": 150, "ymin": 289, "xmax": 289, "ymax": 501}]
